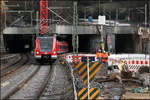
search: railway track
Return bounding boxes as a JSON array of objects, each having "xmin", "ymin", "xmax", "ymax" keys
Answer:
[
  {"xmin": 39, "ymin": 60, "xmax": 74, "ymax": 99},
  {"xmin": 0, "ymin": 55, "xmax": 21, "ymax": 71},
  {"xmin": 0, "ymin": 54, "xmax": 29, "ymax": 79},
  {"xmin": 0, "ymin": 54, "xmax": 20, "ymax": 63},
  {"xmin": 8, "ymin": 64, "xmax": 52, "ymax": 99},
  {"xmin": 0, "ymin": 54, "xmax": 21, "ymax": 70},
  {"xmin": 1, "ymin": 57, "xmax": 74, "ymax": 99},
  {"xmin": 34, "ymin": 64, "xmax": 53, "ymax": 99},
  {"xmin": 2, "ymin": 65, "xmax": 41, "ymax": 100}
]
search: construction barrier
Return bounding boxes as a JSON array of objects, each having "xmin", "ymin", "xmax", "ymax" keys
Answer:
[
  {"xmin": 65, "ymin": 54, "xmax": 97, "ymax": 63},
  {"xmin": 63, "ymin": 53, "xmax": 149, "ymax": 72},
  {"xmin": 122, "ymin": 59, "xmax": 149, "ymax": 72},
  {"xmin": 75, "ymin": 61, "xmax": 103, "ymax": 84},
  {"xmin": 108, "ymin": 54, "xmax": 149, "ymax": 66},
  {"xmin": 78, "ymin": 88, "xmax": 100, "ymax": 100},
  {"xmin": 108, "ymin": 54, "xmax": 149, "ymax": 72},
  {"xmin": 72, "ymin": 56, "xmax": 82, "ymax": 62}
]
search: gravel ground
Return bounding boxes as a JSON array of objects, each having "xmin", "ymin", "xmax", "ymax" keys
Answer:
[
  {"xmin": 10, "ymin": 65, "xmax": 50, "ymax": 99},
  {"xmin": 40, "ymin": 61, "xmax": 74, "ymax": 100},
  {"xmin": 1, "ymin": 64, "xmax": 39, "ymax": 99},
  {"xmin": 100, "ymin": 82, "xmax": 124, "ymax": 99}
]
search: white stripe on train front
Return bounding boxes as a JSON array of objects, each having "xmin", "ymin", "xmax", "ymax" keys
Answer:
[
  {"xmin": 51, "ymin": 55, "xmax": 57, "ymax": 59},
  {"xmin": 34, "ymin": 55, "xmax": 41, "ymax": 59},
  {"xmin": 58, "ymin": 51, "xmax": 68, "ymax": 53}
]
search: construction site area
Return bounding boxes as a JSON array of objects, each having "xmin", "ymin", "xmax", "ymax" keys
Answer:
[{"xmin": 1, "ymin": 0, "xmax": 150, "ymax": 99}]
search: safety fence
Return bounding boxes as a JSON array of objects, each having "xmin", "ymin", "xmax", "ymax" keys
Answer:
[
  {"xmin": 108, "ymin": 54, "xmax": 149, "ymax": 72},
  {"xmin": 61, "ymin": 53, "xmax": 149, "ymax": 72},
  {"xmin": 108, "ymin": 54, "xmax": 149, "ymax": 64}
]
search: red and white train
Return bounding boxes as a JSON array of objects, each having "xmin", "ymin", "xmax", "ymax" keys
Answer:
[{"xmin": 34, "ymin": 35, "xmax": 68, "ymax": 60}]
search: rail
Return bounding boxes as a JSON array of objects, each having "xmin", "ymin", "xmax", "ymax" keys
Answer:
[
  {"xmin": 65, "ymin": 61, "xmax": 78, "ymax": 100},
  {"xmin": 2, "ymin": 65, "xmax": 41, "ymax": 100},
  {"xmin": 34, "ymin": 64, "xmax": 53, "ymax": 99},
  {"xmin": 0, "ymin": 54, "xmax": 29, "ymax": 79}
]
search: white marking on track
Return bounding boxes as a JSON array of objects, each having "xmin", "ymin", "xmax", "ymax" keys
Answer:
[{"xmin": 1, "ymin": 81, "xmax": 10, "ymax": 87}]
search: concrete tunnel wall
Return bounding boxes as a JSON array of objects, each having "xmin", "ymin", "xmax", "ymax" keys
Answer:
[
  {"xmin": 3, "ymin": 34, "xmax": 100, "ymax": 53},
  {"xmin": 3, "ymin": 34, "xmax": 34, "ymax": 53},
  {"xmin": 3, "ymin": 33, "xmax": 141, "ymax": 54}
]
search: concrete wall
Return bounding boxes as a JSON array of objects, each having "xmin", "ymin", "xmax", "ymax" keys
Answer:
[
  {"xmin": 107, "ymin": 33, "xmax": 115, "ymax": 53},
  {"xmin": 0, "ymin": 34, "xmax": 6, "ymax": 53},
  {"xmin": 89, "ymin": 35, "xmax": 101, "ymax": 53},
  {"xmin": 148, "ymin": 40, "xmax": 150, "ymax": 54},
  {"xmin": 3, "ymin": 27, "xmax": 36, "ymax": 34},
  {"xmin": 55, "ymin": 25, "xmax": 97, "ymax": 34},
  {"xmin": 55, "ymin": 25, "xmax": 137, "ymax": 35}
]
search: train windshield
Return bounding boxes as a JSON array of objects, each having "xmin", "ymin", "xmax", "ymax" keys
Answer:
[{"xmin": 39, "ymin": 36, "xmax": 53, "ymax": 52}]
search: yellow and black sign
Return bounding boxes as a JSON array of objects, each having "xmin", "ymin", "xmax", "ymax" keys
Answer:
[
  {"xmin": 78, "ymin": 88, "xmax": 100, "ymax": 100},
  {"xmin": 75, "ymin": 61, "xmax": 103, "ymax": 84}
]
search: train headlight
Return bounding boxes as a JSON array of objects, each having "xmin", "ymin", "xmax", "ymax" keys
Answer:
[
  {"xmin": 36, "ymin": 52, "xmax": 40, "ymax": 54},
  {"xmin": 53, "ymin": 52, "xmax": 56, "ymax": 54}
]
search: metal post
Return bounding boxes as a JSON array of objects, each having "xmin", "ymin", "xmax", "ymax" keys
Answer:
[
  {"xmin": 77, "ymin": 35, "xmax": 79, "ymax": 56},
  {"xmin": 116, "ymin": 8, "xmax": 118, "ymax": 24},
  {"xmin": 49, "ymin": 15, "xmax": 50, "ymax": 33},
  {"xmin": 101, "ymin": 25, "xmax": 103, "ymax": 42},
  {"xmin": 84, "ymin": 7, "xmax": 86, "ymax": 20},
  {"xmin": 149, "ymin": 0, "xmax": 150, "ymax": 26},
  {"xmin": 99, "ymin": 0, "xmax": 100, "ymax": 14},
  {"xmin": 145, "ymin": 4, "xmax": 147, "ymax": 28},
  {"xmin": 25, "ymin": 1, "xmax": 27, "ymax": 10},
  {"xmin": 149, "ymin": 0, "xmax": 150, "ymax": 83},
  {"xmin": 31, "ymin": 11, "xmax": 33, "ymax": 49},
  {"xmin": 73, "ymin": 1, "xmax": 78, "ymax": 56},
  {"xmin": 31, "ymin": 12, "xmax": 33, "ymax": 26},
  {"xmin": 4, "ymin": 10, "xmax": 6, "ymax": 28},
  {"xmin": 128, "ymin": 8, "xmax": 130, "ymax": 21},
  {"xmin": 36, "ymin": 11, "xmax": 39, "ymax": 37},
  {"xmin": 87, "ymin": 57, "xmax": 90, "ymax": 99},
  {"xmin": 115, "ymin": 8, "xmax": 118, "ymax": 35}
]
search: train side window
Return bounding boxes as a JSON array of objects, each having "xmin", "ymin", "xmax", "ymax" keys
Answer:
[
  {"xmin": 59, "ymin": 45, "xmax": 61, "ymax": 49},
  {"xmin": 62, "ymin": 45, "xmax": 64, "ymax": 50},
  {"xmin": 63, "ymin": 46, "xmax": 65, "ymax": 49},
  {"xmin": 65, "ymin": 46, "xmax": 67, "ymax": 49},
  {"xmin": 64, "ymin": 46, "xmax": 67, "ymax": 50},
  {"xmin": 64, "ymin": 46, "xmax": 67, "ymax": 49},
  {"xmin": 61, "ymin": 45, "xmax": 63, "ymax": 49}
]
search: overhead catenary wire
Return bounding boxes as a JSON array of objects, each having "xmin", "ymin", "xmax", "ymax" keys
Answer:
[{"xmin": 47, "ymin": 7, "xmax": 70, "ymax": 24}]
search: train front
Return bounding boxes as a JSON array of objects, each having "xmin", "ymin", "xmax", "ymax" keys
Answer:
[{"xmin": 34, "ymin": 36, "xmax": 57, "ymax": 60}]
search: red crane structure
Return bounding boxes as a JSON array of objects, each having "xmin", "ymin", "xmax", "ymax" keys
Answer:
[{"xmin": 40, "ymin": 0, "xmax": 48, "ymax": 34}]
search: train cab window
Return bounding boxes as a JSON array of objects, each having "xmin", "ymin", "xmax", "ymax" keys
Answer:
[{"xmin": 39, "ymin": 36, "xmax": 53, "ymax": 52}]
